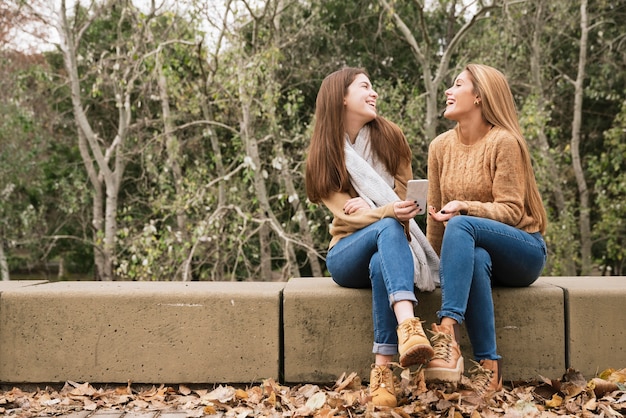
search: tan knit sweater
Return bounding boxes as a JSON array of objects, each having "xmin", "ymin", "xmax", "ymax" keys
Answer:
[
  {"xmin": 322, "ymin": 159, "xmax": 412, "ymax": 249},
  {"xmin": 426, "ymin": 126, "xmax": 543, "ymax": 255}
]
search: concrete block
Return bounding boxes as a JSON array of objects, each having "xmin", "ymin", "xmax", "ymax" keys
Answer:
[
  {"xmin": 283, "ymin": 277, "xmax": 565, "ymax": 383},
  {"xmin": 542, "ymin": 276, "xmax": 626, "ymax": 379},
  {"xmin": 0, "ymin": 281, "xmax": 285, "ymax": 384},
  {"xmin": 283, "ymin": 277, "xmax": 446, "ymax": 383},
  {"xmin": 0, "ymin": 280, "xmax": 48, "ymax": 294},
  {"xmin": 489, "ymin": 278, "xmax": 565, "ymax": 381},
  {"xmin": 282, "ymin": 276, "xmax": 374, "ymax": 383}
]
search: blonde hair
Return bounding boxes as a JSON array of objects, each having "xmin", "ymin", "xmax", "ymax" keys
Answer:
[
  {"xmin": 466, "ymin": 63, "xmax": 547, "ymax": 234},
  {"xmin": 305, "ymin": 67, "xmax": 411, "ymax": 203}
]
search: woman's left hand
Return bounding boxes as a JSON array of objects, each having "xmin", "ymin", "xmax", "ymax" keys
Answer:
[
  {"xmin": 394, "ymin": 200, "xmax": 422, "ymax": 221},
  {"xmin": 428, "ymin": 200, "xmax": 469, "ymax": 222}
]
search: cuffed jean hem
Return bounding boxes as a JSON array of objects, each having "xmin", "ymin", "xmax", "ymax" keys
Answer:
[
  {"xmin": 389, "ymin": 290, "xmax": 418, "ymax": 308},
  {"xmin": 475, "ymin": 354, "xmax": 502, "ymax": 361},
  {"xmin": 436, "ymin": 310, "xmax": 464, "ymax": 324},
  {"xmin": 373, "ymin": 343, "xmax": 398, "ymax": 356}
]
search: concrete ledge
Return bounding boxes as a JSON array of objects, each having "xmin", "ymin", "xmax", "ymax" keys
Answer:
[
  {"xmin": 283, "ymin": 277, "xmax": 378, "ymax": 383},
  {"xmin": 0, "ymin": 280, "xmax": 48, "ymax": 293},
  {"xmin": 0, "ymin": 277, "xmax": 624, "ymax": 385},
  {"xmin": 283, "ymin": 277, "xmax": 565, "ymax": 383},
  {"xmin": 0, "ymin": 281, "xmax": 285, "ymax": 384},
  {"xmin": 542, "ymin": 277, "xmax": 626, "ymax": 379}
]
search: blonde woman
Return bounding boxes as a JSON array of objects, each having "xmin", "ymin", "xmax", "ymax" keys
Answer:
[
  {"xmin": 306, "ymin": 67, "xmax": 439, "ymax": 407},
  {"xmin": 424, "ymin": 64, "xmax": 548, "ymax": 395}
]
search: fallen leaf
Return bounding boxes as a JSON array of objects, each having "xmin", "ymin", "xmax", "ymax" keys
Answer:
[
  {"xmin": 588, "ymin": 377, "xmax": 619, "ymax": 398},
  {"xmin": 546, "ymin": 393, "xmax": 563, "ymax": 408},
  {"xmin": 334, "ymin": 372, "xmax": 360, "ymax": 392},
  {"xmin": 2, "ymin": 367, "xmax": 626, "ymax": 417},
  {"xmin": 305, "ymin": 391, "xmax": 326, "ymax": 410},
  {"xmin": 235, "ymin": 388, "xmax": 248, "ymax": 399},
  {"xmin": 205, "ymin": 384, "xmax": 236, "ymax": 403}
]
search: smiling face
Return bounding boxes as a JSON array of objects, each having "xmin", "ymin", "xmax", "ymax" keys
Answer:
[
  {"xmin": 344, "ymin": 73, "xmax": 378, "ymax": 128},
  {"xmin": 443, "ymin": 70, "xmax": 480, "ymax": 121}
]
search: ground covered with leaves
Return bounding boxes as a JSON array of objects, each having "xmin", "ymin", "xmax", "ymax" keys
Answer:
[{"xmin": 1, "ymin": 367, "xmax": 625, "ymax": 417}]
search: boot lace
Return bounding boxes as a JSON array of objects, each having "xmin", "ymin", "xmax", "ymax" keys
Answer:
[
  {"xmin": 398, "ymin": 318, "xmax": 426, "ymax": 343},
  {"xmin": 429, "ymin": 330, "xmax": 453, "ymax": 361},
  {"xmin": 370, "ymin": 365, "xmax": 393, "ymax": 391},
  {"xmin": 467, "ymin": 360, "xmax": 493, "ymax": 395}
]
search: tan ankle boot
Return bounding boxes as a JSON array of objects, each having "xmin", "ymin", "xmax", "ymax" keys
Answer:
[
  {"xmin": 369, "ymin": 364, "xmax": 396, "ymax": 407},
  {"xmin": 397, "ymin": 317, "xmax": 434, "ymax": 367},
  {"xmin": 424, "ymin": 323, "xmax": 464, "ymax": 383},
  {"xmin": 465, "ymin": 359, "xmax": 503, "ymax": 396}
]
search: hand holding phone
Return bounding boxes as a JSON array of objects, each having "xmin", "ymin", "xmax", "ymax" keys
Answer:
[{"xmin": 406, "ymin": 179, "xmax": 428, "ymax": 215}]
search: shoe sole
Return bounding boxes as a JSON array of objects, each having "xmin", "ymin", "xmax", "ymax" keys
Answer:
[
  {"xmin": 424, "ymin": 357, "xmax": 464, "ymax": 383},
  {"xmin": 399, "ymin": 344, "xmax": 435, "ymax": 367}
]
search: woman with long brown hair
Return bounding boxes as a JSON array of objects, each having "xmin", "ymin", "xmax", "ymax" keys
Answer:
[
  {"xmin": 424, "ymin": 64, "xmax": 548, "ymax": 396},
  {"xmin": 305, "ymin": 67, "xmax": 439, "ymax": 407}
]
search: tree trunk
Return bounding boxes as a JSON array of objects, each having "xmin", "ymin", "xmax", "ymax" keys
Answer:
[
  {"xmin": 0, "ymin": 240, "xmax": 9, "ymax": 281},
  {"xmin": 201, "ymin": 103, "xmax": 227, "ymax": 205},
  {"xmin": 58, "ymin": 1, "xmax": 111, "ymax": 279},
  {"xmin": 155, "ymin": 50, "xmax": 189, "ymax": 280},
  {"xmin": 57, "ymin": 258, "xmax": 65, "ymax": 280},
  {"xmin": 77, "ymin": 129, "xmax": 106, "ymax": 280},
  {"xmin": 156, "ymin": 52, "xmax": 187, "ymax": 235},
  {"xmin": 237, "ymin": 87, "xmax": 279, "ymax": 280},
  {"xmin": 571, "ymin": 0, "xmax": 592, "ymax": 274},
  {"xmin": 57, "ymin": 0, "xmax": 134, "ymax": 280}
]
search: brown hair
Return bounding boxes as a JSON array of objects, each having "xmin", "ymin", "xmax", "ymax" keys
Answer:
[
  {"xmin": 305, "ymin": 67, "xmax": 411, "ymax": 203},
  {"xmin": 465, "ymin": 63, "xmax": 548, "ymax": 234}
]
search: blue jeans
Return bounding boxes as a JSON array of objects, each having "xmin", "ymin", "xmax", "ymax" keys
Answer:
[
  {"xmin": 438, "ymin": 216, "xmax": 547, "ymax": 361},
  {"xmin": 326, "ymin": 218, "xmax": 418, "ymax": 356}
]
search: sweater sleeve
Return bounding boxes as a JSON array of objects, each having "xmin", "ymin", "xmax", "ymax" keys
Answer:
[
  {"xmin": 323, "ymin": 159, "xmax": 413, "ymax": 248},
  {"xmin": 426, "ymin": 136, "xmax": 445, "ymax": 255},
  {"xmin": 322, "ymin": 191, "xmax": 397, "ymax": 235}
]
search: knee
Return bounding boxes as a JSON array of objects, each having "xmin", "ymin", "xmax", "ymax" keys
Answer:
[
  {"xmin": 369, "ymin": 251, "xmax": 382, "ymax": 277},
  {"xmin": 446, "ymin": 215, "xmax": 470, "ymax": 230},
  {"xmin": 474, "ymin": 247, "xmax": 492, "ymax": 275},
  {"xmin": 475, "ymin": 247, "xmax": 490, "ymax": 264},
  {"xmin": 378, "ymin": 217, "xmax": 402, "ymax": 229},
  {"xmin": 377, "ymin": 217, "xmax": 404, "ymax": 237},
  {"xmin": 442, "ymin": 216, "xmax": 475, "ymax": 242}
]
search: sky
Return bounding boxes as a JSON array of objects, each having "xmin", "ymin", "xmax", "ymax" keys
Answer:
[{"xmin": 5, "ymin": 0, "xmax": 232, "ymax": 53}]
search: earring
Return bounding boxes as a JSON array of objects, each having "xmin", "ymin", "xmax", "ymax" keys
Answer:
[{"xmin": 474, "ymin": 100, "xmax": 480, "ymax": 105}]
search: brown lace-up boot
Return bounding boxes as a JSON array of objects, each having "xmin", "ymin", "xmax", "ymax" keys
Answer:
[
  {"xmin": 424, "ymin": 323, "xmax": 464, "ymax": 383},
  {"xmin": 369, "ymin": 364, "xmax": 397, "ymax": 407},
  {"xmin": 464, "ymin": 359, "xmax": 503, "ymax": 396},
  {"xmin": 397, "ymin": 317, "xmax": 434, "ymax": 367}
]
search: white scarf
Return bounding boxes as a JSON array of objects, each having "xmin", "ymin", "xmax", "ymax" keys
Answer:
[{"xmin": 344, "ymin": 127, "xmax": 439, "ymax": 292}]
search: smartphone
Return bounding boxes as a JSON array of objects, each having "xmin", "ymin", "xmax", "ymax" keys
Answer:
[{"xmin": 406, "ymin": 179, "xmax": 428, "ymax": 215}]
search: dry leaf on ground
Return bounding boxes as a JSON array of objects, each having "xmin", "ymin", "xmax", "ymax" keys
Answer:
[{"xmin": 0, "ymin": 367, "xmax": 625, "ymax": 417}]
